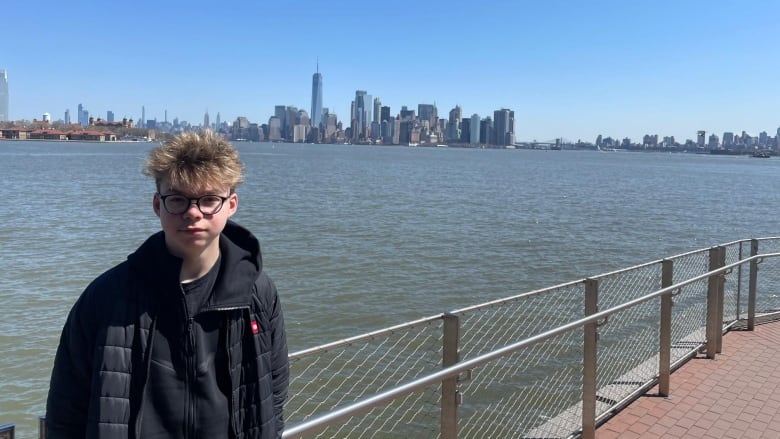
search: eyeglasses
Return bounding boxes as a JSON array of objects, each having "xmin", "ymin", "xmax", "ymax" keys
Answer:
[{"xmin": 158, "ymin": 193, "xmax": 229, "ymax": 215}]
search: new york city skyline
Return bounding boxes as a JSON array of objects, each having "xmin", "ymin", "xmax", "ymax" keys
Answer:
[{"xmin": 4, "ymin": 0, "xmax": 779, "ymax": 143}]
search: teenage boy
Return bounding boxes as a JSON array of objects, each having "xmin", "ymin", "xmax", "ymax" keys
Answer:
[{"xmin": 46, "ymin": 131, "xmax": 289, "ymax": 438}]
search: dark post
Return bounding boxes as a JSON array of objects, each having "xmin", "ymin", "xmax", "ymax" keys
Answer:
[
  {"xmin": 748, "ymin": 239, "xmax": 759, "ymax": 331},
  {"xmin": 441, "ymin": 313, "xmax": 460, "ymax": 439},
  {"xmin": 582, "ymin": 278, "xmax": 599, "ymax": 439},
  {"xmin": 705, "ymin": 247, "xmax": 722, "ymax": 359},
  {"xmin": 715, "ymin": 246, "xmax": 726, "ymax": 353},
  {"xmin": 659, "ymin": 259, "xmax": 673, "ymax": 396}
]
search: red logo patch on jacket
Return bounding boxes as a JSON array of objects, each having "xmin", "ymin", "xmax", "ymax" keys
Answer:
[{"xmin": 251, "ymin": 320, "xmax": 260, "ymax": 334}]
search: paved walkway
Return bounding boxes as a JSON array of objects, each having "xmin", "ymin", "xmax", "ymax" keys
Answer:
[{"xmin": 597, "ymin": 321, "xmax": 780, "ymax": 438}]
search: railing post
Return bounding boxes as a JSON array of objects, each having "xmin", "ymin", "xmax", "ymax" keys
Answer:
[
  {"xmin": 0, "ymin": 423, "xmax": 14, "ymax": 439},
  {"xmin": 705, "ymin": 247, "xmax": 723, "ymax": 359},
  {"xmin": 659, "ymin": 259, "xmax": 673, "ymax": 397},
  {"xmin": 715, "ymin": 246, "xmax": 726, "ymax": 353},
  {"xmin": 441, "ymin": 313, "xmax": 460, "ymax": 439},
  {"xmin": 582, "ymin": 278, "xmax": 598, "ymax": 439},
  {"xmin": 736, "ymin": 241, "xmax": 743, "ymax": 320},
  {"xmin": 39, "ymin": 416, "xmax": 46, "ymax": 439},
  {"xmin": 748, "ymin": 239, "xmax": 759, "ymax": 331}
]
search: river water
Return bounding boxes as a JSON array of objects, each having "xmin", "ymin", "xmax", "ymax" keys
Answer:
[{"xmin": 1, "ymin": 140, "xmax": 779, "ymax": 436}]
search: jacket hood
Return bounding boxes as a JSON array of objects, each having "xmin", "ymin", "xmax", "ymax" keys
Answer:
[{"xmin": 127, "ymin": 220, "xmax": 264, "ymax": 309}]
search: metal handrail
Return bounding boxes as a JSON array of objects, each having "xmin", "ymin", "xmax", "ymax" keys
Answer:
[
  {"xmin": 282, "ymin": 251, "xmax": 780, "ymax": 438},
  {"xmin": 289, "ymin": 313, "xmax": 444, "ymax": 359}
]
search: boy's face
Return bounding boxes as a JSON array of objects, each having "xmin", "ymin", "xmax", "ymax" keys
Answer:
[{"xmin": 153, "ymin": 180, "xmax": 238, "ymax": 261}]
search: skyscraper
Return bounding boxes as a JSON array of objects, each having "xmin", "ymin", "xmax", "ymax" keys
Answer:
[
  {"xmin": 353, "ymin": 90, "xmax": 371, "ymax": 140},
  {"xmin": 77, "ymin": 104, "xmax": 89, "ymax": 127},
  {"xmin": 310, "ymin": 62, "xmax": 323, "ymax": 128},
  {"xmin": 0, "ymin": 70, "xmax": 8, "ymax": 121},
  {"xmin": 493, "ymin": 108, "xmax": 515, "ymax": 146},
  {"xmin": 373, "ymin": 98, "xmax": 381, "ymax": 124}
]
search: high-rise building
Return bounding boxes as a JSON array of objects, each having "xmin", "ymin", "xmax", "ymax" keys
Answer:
[
  {"xmin": 353, "ymin": 90, "xmax": 370, "ymax": 140},
  {"xmin": 64, "ymin": 109, "xmax": 71, "ymax": 125},
  {"xmin": 285, "ymin": 106, "xmax": 299, "ymax": 139},
  {"xmin": 77, "ymin": 104, "xmax": 90, "ymax": 127},
  {"xmin": 447, "ymin": 106, "xmax": 461, "ymax": 142},
  {"xmin": 274, "ymin": 106, "xmax": 287, "ymax": 139},
  {"xmin": 418, "ymin": 104, "xmax": 436, "ymax": 127},
  {"xmin": 493, "ymin": 109, "xmax": 515, "ymax": 146},
  {"xmin": 480, "ymin": 117, "xmax": 493, "ymax": 145},
  {"xmin": 399, "ymin": 106, "xmax": 415, "ymax": 121},
  {"xmin": 722, "ymin": 132, "xmax": 734, "ymax": 147},
  {"xmin": 0, "ymin": 69, "xmax": 8, "ymax": 121},
  {"xmin": 460, "ymin": 118, "xmax": 471, "ymax": 143},
  {"xmin": 373, "ymin": 98, "xmax": 381, "ymax": 124},
  {"xmin": 380, "ymin": 106, "xmax": 391, "ymax": 123},
  {"xmin": 204, "ymin": 110, "xmax": 210, "ymax": 130},
  {"xmin": 697, "ymin": 130, "xmax": 706, "ymax": 148},
  {"xmin": 470, "ymin": 114, "xmax": 481, "ymax": 144},
  {"xmin": 107, "ymin": 110, "xmax": 115, "ymax": 123},
  {"xmin": 311, "ymin": 63, "xmax": 323, "ymax": 128}
]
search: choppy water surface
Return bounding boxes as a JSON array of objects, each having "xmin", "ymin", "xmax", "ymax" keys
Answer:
[{"xmin": 2, "ymin": 141, "xmax": 779, "ymax": 436}]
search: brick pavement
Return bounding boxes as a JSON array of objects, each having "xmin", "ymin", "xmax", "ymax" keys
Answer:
[{"xmin": 596, "ymin": 321, "xmax": 780, "ymax": 438}]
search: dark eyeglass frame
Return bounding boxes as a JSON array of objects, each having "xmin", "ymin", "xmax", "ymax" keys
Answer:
[{"xmin": 157, "ymin": 193, "xmax": 230, "ymax": 215}]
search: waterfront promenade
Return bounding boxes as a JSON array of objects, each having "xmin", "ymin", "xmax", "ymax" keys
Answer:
[{"xmin": 596, "ymin": 320, "xmax": 780, "ymax": 438}]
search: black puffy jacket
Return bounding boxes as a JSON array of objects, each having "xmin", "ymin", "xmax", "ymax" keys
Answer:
[{"xmin": 46, "ymin": 221, "xmax": 289, "ymax": 438}]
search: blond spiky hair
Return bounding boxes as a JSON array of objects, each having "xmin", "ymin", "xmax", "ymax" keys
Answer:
[{"xmin": 144, "ymin": 130, "xmax": 245, "ymax": 192}]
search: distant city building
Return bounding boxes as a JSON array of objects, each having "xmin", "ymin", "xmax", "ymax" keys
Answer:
[
  {"xmin": 373, "ymin": 98, "xmax": 381, "ymax": 124},
  {"xmin": 77, "ymin": 104, "xmax": 90, "ymax": 127},
  {"xmin": 418, "ymin": 104, "xmax": 437, "ymax": 128},
  {"xmin": 285, "ymin": 106, "xmax": 298, "ymax": 139},
  {"xmin": 64, "ymin": 109, "xmax": 71, "ymax": 125},
  {"xmin": 380, "ymin": 105, "xmax": 391, "ymax": 123},
  {"xmin": 274, "ymin": 106, "xmax": 287, "ymax": 139},
  {"xmin": 697, "ymin": 130, "xmax": 706, "ymax": 148},
  {"xmin": 203, "ymin": 111, "xmax": 210, "ymax": 130},
  {"xmin": 399, "ymin": 106, "xmax": 415, "ymax": 121},
  {"xmin": 0, "ymin": 69, "xmax": 8, "ymax": 121},
  {"xmin": 480, "ymin": 117, "xmax": 493, "ymax": 144},
  {"xmin": 759, "ymin": 131, "xmax": 768, "ymax": 147},
  {"xmin": 43, "ymin": 113, "xmax": 51, "ymax": 123},
  {"xmin": 268, "ymin": 116, "xmax": 282, "ymax": 141},
  {"xmin": 447, "ymin": 106, "xmax": 461, "ymax": 142},
  {"xmin": 460, "ymin": 117, "xmax": 471, "ymax": 143},
  {"xmin": 722, "ymin": 132, "xmax": 734, "ymax": 147},
  {"xmin": 352, "ymin": 90, "xmax": 371, "ymax": 141},
  {"xmin": 107, "ymin": 110, "xmax": 114, "ymax": 123},
  {"xmin": 708, "ymin": 134, "xmax": 719, "ymax": 149},
  {"xmin": 493, "ymin": 109, "xmax": 514, "ymax": 146},
  {"xmin": 311, "ymin": 65, "xmax": 323, "ymax": 128},
  {"xmin": 470, "ymin": 114, "xmax": 481, "ymax": 144}
]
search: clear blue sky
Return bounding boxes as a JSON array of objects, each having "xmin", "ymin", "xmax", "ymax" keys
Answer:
[{"xmin": 5, "ymin": 0, "xmax": 779, "ymax": 142}]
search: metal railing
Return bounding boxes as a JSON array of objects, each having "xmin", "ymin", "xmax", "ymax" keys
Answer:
[
  {"xmin": 282, "ymin": 238, "xmax": 780, "ymax": 438},
  {"xmin": 21, "ymin": 238, "xmax": 780, "ymax": 439}
]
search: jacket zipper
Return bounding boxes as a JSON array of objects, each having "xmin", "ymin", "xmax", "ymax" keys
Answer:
[
  {"xmin": 181, "ymin": 285, "xmax": 197, "ymax": 439},
  {"xmin": 186, "ymin": 316, "xmax": 196, "ymax": 439}
]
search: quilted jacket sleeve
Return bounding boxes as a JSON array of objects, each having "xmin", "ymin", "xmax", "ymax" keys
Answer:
[
  {"xmin": 45, "ymin": 285, "xmax": 96, "ymax": 438},
  {"xmin": 260, "ymin": 273, "xmax": 290, "ymax": 438}
]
